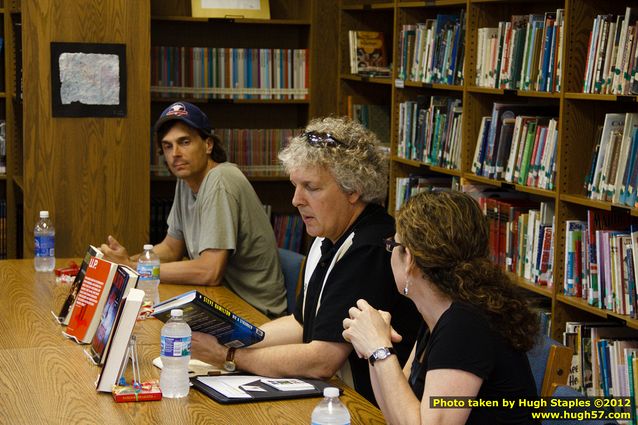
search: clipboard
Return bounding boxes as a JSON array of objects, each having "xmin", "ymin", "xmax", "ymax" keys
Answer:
[{"xmin": 191, "ymin": 375, "xmax": 335, "ymax": 404}]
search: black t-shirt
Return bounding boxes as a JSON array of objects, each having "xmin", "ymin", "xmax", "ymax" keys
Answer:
[
  {"xmin": 409, "ymin": 302, "xmax": 539, "ymax": 425},
  {"xmin": 294, "ymin": 203, "xmax": 420, "ymax": 404}
]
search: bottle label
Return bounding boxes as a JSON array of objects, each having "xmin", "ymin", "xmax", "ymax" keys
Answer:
[
  {"xmin": 34, "ymin": 235, "xmax": 55, "ymax": 257},
  {"xmin": 137, "ymin": 263, "xmax": 160, "ymax": 281},
  {"xmin": 161, "ymin": 335, "xmax": 191, "ymax": 357}
]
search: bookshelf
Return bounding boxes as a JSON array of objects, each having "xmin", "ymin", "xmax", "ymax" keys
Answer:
[
  {"xmin": 337, "ymin": 0, "xmax": 638, "ymax": 339},
  {"xmin": 149, "ymin": 0, "xmax": 338, "ymax": 253}
]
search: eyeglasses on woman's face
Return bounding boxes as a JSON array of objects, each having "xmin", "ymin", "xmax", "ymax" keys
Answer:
[{"xmin": 384, "ymin": 236, "xmax": 403, "ymax": 253}]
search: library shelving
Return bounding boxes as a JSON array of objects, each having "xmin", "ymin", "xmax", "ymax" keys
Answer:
[
  {"xmin": 338, "ymin": 0, "xmax": 638, "ymax": 340},
  {"xmin": 150, "ymin": 0, "xmax": 338, "ymax": 253}
]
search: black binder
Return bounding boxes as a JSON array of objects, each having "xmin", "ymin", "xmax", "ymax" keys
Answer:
[{"xmin": 191, "ymin": 375, "xmax": 336, "ymax": 404}]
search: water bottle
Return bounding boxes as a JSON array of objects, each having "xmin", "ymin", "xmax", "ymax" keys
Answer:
[
  {"xmin": 160, "ymin": 309, "xmax": 191, "ymax": 398},
  {"xmin": 311, "ymin": 387, "xmax": 351, "ymax": 425},
  {"xmin": 137, "ymin": 244, "xmax": 160, "ymax": 306},
  {"xmin": 34, "ymin": 210, "xmax": 55, "ymax": 272}
]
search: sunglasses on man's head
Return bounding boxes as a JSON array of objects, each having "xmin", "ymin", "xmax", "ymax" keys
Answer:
[{"xmin": 302, "ymin": 131, "xmax": 345, "ymax": 148}]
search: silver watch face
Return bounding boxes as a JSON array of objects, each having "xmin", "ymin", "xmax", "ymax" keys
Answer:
[
  {"xmin": 373, "ymin": 347, "xmax": 391, "ymax": 360},
  {"xmin": 223, "ymin": 361, "xmax": 236, "ymax": 372}
]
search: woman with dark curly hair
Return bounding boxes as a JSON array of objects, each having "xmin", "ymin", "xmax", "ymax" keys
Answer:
[{"xmin": 342, "ymin": 191, "xmax": 540, "ymax": 424}]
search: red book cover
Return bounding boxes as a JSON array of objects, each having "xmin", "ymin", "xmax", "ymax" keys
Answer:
[
  {"xmin": 64, "ymin": 257, "xmax": 118, "ymax": 344},
  {"xmin": 112, "ymin": 382, "xmax": 162, "ymax": 403}
]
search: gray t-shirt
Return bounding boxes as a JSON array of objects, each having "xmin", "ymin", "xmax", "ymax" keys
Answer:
[{"xmin": 167, "ymin": 162, "xmax": 286, "ymax": 317}]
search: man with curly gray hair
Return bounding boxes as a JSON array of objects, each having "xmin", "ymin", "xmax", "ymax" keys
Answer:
[{"xmin": 191, "ymin": 117, "xmax": 419, "ymax": 404}]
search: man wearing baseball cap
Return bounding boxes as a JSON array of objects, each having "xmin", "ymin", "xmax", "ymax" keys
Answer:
[{"xmin": 101, "ymin": 101, "xmax": 287, "ymax": 318}]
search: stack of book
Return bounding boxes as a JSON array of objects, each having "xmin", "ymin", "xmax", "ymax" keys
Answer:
[
  {"xmin": 583, "ymin": 112, "xmax": 638, "ymax": 207},
  {"xmin": 582, "ymin": 8, "xmax": 638, "ymax": 95},
  {"xmin": 151, "ymin": 47, "xmax": 308, "ymax": 100},
  {"xmin": 471, "ymin": 102, "xmax": 559, "ymax": 189},
  {"xmin": 475, "ymin": 10, "xmax": 564, "ymax": 93},
  {"xmin": 397, "ymin": 11, "xmax": 465, "ymax": 85},
  {"xmin": 563, "ymin": 210, "xmax": 638, "ymax": 315},
  {"xmin": 397, "ymin": 95, "xmax": 462, "ymax": 170}
]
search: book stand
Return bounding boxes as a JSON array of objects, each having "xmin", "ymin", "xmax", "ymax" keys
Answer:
[{"xmin": 116, "ymin": 334, "xmax": 142, "ymax": 389}]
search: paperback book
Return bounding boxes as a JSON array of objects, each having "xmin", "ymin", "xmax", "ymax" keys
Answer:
[{"xmin": 151, "ymin": 290, "xmax": 265, "ymax": 347}]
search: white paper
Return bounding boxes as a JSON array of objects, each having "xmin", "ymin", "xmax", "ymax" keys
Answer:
[
  {"xmin": 58, "ymin": 53, "xmax": 120, "ymax": 105},
  {"xmin": 201, "ymin": 0, "xmax": 260, "ymax": 10},
  {"xmin": 197, "ymin": 375, "xmax": 271, "ymax": 399}
]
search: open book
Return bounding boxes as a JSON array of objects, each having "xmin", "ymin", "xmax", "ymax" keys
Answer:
[{"xmin": 151, "ymin": 290, "xmax": 265, "ymax": 347}]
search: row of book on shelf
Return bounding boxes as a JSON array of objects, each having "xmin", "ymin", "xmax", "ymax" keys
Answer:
[
  {"xmin": 563, "ymin": 321, "xmax": 638, "ymax": 414},
  {"xmin": 346, "ymin": 96, "xmax": 390, "ymax": 148},
  {"xmin": 150, "ymin": 198, "xmax": 304, "ymax": 253},
  {"xmin": 583, "ymin": 112, "xmax": 638, "ymax": 208},
  {"xmin": 151, "ymin": 46, "xmax": 308, "ymax": 100},
  {"xmin": 397, "ymin": 11, "xmax": 465, "ymax": 86},
  {"xmin": 563, "ymin": 211, "xmax": 638, "ymax": 317},
  {"xmin": 472, "ymin": 102, "xmax": 559, "ymax": 191},
  {"xmin": 395, "ymin": 178, "xmax": 556, "ymax": 288},
  {"xmin": 582, "ymin": 8, "xmax": 638, "ymax": 95},
  {"xmin": 397, "ymin": 96, "xmax": 462, "ymax": 170},
  {"xmin": 151, "ymin": 128, "xmax": 296, "ymax": 178},
  {"xmin": 347, "ymin": 31, "xmax": 391, "ymax": 77},
  {"xmin": 475, "ymin": 9, "xmax": 564, "ymax": 92},
  {"xmin": 50, "ymin": 245, "xmax": 267, "ymax": 401}
]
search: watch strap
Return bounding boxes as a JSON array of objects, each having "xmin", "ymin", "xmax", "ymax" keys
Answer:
[{"xmin": 226, "ymin": 347, "xmax": 236, "ymax": 362}]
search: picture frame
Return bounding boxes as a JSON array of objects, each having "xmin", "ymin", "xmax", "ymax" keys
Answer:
[
  {"xmin": 50, "ymin": 42, "xmax": 127, "ymax": 118},
  {"xmin": 191, "ymin": 0, "xmax": 270, "ymax": 20}
]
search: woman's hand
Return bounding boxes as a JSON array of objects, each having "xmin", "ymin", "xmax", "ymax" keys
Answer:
[{"xmin": 342, "ymin": 299, "xmax": 403, "ymax": 359}]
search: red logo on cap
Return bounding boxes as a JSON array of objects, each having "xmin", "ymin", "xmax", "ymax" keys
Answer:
[{"xmin": 165, "ymin": 103, "xmax": 189, "ymax": 117}]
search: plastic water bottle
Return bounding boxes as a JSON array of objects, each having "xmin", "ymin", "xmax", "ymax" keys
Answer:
[
  {"xmin": 160, "ymin": 309, "xmax": 191, "ymax": 398},
  {"xmin": 311, "ymin": 387, "xmax": 351, "ymax": 425},
  {"xmin": 137, "ymin": 244, "xmax": 160, "ymax": 306},
  {"xmin": 34, "ymin": 210, "xmax": 55, "ymax": 272}
]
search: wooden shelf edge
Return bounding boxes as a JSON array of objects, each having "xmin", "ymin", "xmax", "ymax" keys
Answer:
[
  {"xmin": 392, "ymin": 156, "xmax": 462, "ymax": 176},
  {"xmin": 151, "ymin": 16, "xmax": 310, "ymax": 25},
  {"xmin": 564, "ymin": 92, "xmax": 634, "ymax": 102},
  {"xmin": 340, "ymin": 74, "xmax": 393, "ymax": 85},
  {"xmin": 399, "ymin": 0, "xmax": 467, "ymax": 7},
  {"xmin": 152, "ymin": 174, "xmax": 289, "ymax": 182},
  {"xmin": 151, "ymin": 96, "xmax": 310, "ymax": 105},
  {"xmin": 461, "ymin": 173, "xmax": 502, "ymax": 187},
  {"xmin": 340, "ymin": 3, "xmax": 395, "ymax": 11},
  {"xmin": 510, "ymin": 273, "xmax": 553, "ymax": 298},
  {"xmin": 402, "ymin": 81, "xmax": 464, "ymax": 91},
  {"xmin": 558, "ymin": 193, "xmax": 638, "ymax": 213},
  {"xmin": 556, "ymin": 294, "xmax": 638, "ymax": 329},
  {"xmin": 516, "ymin": 90, "xmax": 560, "ymax": 99}
]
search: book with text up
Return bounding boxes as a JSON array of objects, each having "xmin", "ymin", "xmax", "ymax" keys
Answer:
[{"xmin": 151, "ymin": 290, "xmax": 265, "ymax": 348}]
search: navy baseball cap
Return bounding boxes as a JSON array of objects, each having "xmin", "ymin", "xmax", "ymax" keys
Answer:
[{"xmin": 154, "ymin": 102, "xmax": 213, "ymax": 137}]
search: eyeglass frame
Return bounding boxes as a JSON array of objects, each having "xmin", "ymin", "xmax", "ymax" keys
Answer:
[
  {"xmin": 302, "ymin": 131, "xmax": 345, "ymax": 148},
  {"xmin": 384, "ymin": 236, "xmax": 403, "ymax": 253}
]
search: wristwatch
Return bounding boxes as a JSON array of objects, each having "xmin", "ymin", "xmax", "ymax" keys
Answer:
[
  {"xmin": 223, "ymin": 347, "xmax": 237, "ymax": 372},
  {"xmin": 368, "ymin": 347, "xmax": 396, "ymax": 366}
]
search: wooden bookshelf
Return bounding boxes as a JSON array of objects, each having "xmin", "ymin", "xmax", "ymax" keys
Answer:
[
  {"xmin": 150, "ymin": 0, "xmax": 338, "ymax": 252},
  {"xmin": 337, "ymin": 0, "xmax": 638, "ymax": 340}
]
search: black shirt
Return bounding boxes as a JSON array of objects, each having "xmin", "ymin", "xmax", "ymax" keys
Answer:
[
  {"xmin": 409, "ymin": 302, "xmax": 539, "ymax": 425},
  {"xmin": 294, "ymin": 203, "xmax": 420, "ymax": 404}
]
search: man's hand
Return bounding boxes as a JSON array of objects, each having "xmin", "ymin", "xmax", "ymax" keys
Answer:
[
  {"xmin": 100, "ymin": 235, "xmax": 133, "ymax": 268},
  {"xmin": 191, "ymin": 331, "xmax": 228, "ymax": 366}
]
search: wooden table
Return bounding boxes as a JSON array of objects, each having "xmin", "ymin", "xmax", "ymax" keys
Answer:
[{"xmin": 0, "ymin": 259, "xmax": 386, "ymax": 424}]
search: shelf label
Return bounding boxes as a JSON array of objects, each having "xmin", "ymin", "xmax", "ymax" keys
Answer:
[{"xmin": 394, "ymin": 79, "xmax": 404, "ymax": 89}]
